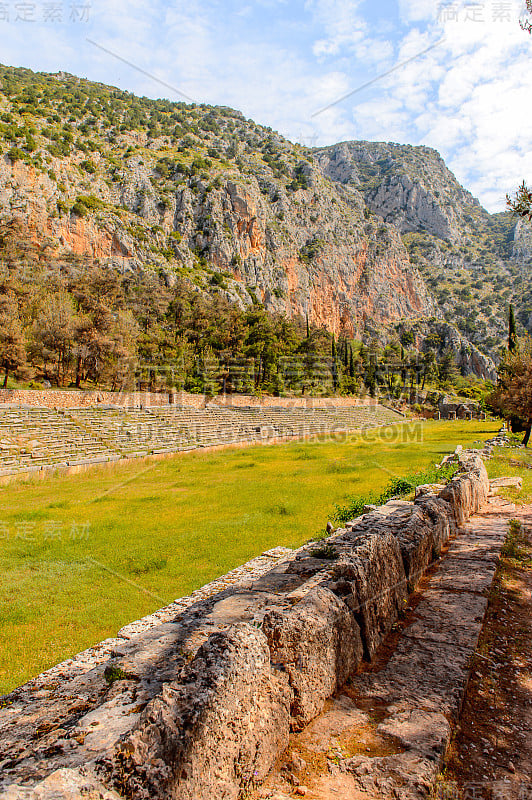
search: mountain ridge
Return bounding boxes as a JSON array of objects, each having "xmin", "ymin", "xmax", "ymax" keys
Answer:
[{"xmin": 0, "ymin": 63, "xmax": 526, "ymax": 382}]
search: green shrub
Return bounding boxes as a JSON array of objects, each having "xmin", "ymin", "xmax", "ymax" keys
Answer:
[
  {"xmin": 71, "ymin": 200, "xmax": 88, "ymax": 216},
  {"xmin": 71, "ymin": 194, "xmax": 104, "ymax": 216},
  {"xmin": 7, "ymin": 146, "xmax": 25, "ymax": 162},
  {"xmin": 80, "ymin": 159, "xmax": 96, "ymax": 173},
  {"xmin": 332, "ymin": 462, "xmax": 458, "ymax": 524}
]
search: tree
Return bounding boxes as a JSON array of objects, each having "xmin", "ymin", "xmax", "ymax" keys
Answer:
[
  {"xmin": 491, "ymin": 336, "xmax": 532, "ymax": 445},
  {"xmin": 508, "ymin": 304, "xmax": 517, "ymax": 353},
  {"xmin": 331, "ymin": 336, "xmax": 339, "ymax": 392},
  {"xmin": 507, "ymin": 181, "xmax": 532, "ymax": 220},
  {"xmin": 438, "ymin": 347, "xmax": 459, "ymax": 386},
  {"xmin": 31, "ymin": 293, "xmax": 76, "ymax": 385},
  {"xmin": 0, "ymin": 294, "xmax": 26, "ymax": 387},
  {"xmin": 520, "ymin": 0, "xmax": 532, "ymax": 32}
]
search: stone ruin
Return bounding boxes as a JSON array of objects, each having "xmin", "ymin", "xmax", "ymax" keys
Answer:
[
  {"xmin": 437, "ymin": 396, "xmax": 480, "ymax": 420},
  {"xmin": 0, "ymin": 452, "xmax": 492, "ymax": 800}
]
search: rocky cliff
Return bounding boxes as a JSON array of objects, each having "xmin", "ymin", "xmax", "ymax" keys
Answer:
[
  {"xmin": 314, "ymin": 140, "xmax": 530, "ymax": 360},
  {"xmin": 0, "ymin": 66, "xmax": 435, "ymax": 341},
  {"xmin": 314, "ymin": 140, "xmax": 484, "ymax": 243}
]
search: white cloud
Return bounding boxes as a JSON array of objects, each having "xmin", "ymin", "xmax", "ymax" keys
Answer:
[
  {"xmin": 398, "ymin": 0, "xmax": 438, "ymax": 23},
  {"xmin": 0, "ymin": 0, "xmax": 530, "ymax": 212}
]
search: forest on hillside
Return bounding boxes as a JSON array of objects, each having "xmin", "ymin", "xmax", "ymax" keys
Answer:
[{"xmin": 0, "ymin": 221, "xmax": 487, "ymax": 401}]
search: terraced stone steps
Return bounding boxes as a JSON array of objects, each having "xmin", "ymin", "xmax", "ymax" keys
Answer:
[{"xmin": 0, "ymin": 403, "xmax": 405, "ymax": 476}]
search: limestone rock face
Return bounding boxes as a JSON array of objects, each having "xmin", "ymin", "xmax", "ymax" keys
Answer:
[
  {"xmin": 314, "ymin": 139, "xmax": 528, "ymax": 359},
  {"xmin": 262, "ymin": 586, "xmax": 364, "ymax": 730},
  {"xmin": 428, "ymin": 321, "xmax": 497, "ymax": 381},
  {"xmin": 512, "ymin": 218, "xmax": 532, "ymax": 263},
  {"xmin": 314, "ymin": 140, "xmax": 482, "ymax": 243}
]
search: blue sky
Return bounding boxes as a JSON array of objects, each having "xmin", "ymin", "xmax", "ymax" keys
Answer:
[{"xmin": 1, "ymin": 0, "xmax": 531, "ymax": 211}]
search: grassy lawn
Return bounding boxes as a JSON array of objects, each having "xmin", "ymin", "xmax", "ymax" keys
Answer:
[
  {"xmin": 486, "ymin": 438, "xmax": 532, "ymax": 504},
  {"xmin": 0, "ymin": 419, "xmax": 498, "ymax": 694}
]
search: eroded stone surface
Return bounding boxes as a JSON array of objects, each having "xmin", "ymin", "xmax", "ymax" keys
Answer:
[
  {"xmin": 402, "ymin": 589, "xmax": 487, "ymax": 648},
  {"xmin": 256, "ymin": 497, "xmax": 512, "ymax": 800},
  {"xmin": 377, "ymin": 705, "xmax": 451, "ymax": 761},
  {"xmin": 326, "ymin": 531, "xmax": 407, "ymax": 659},
  {"xmin": 103, "ymin": 623, "xmax": 291, "ymax": 800},
  {"xmin": 263, "ymin": 588, "xmax": 364, "ymax": 729},
  {"xmin": 0, "ymin": 769, "xmax": 121, "ymax": 800}
]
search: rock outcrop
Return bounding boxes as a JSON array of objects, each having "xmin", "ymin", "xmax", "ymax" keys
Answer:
[
  {"xmin": 512, "ymin": 217, "xmax": 532, "ymax": 263},
  {"xmin": 314, "ymin": 140, "xmax": 486, "ymax": 243},
  {"xmin": 314, "ymin": 139, "xmax": 530, "ymax": 357}
]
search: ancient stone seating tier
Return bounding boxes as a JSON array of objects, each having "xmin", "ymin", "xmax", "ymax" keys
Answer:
[
  {"xmin": 0, "ymin": 403, "xmax": 405, "ymax": 475},
  {"xmin": 0, "ymin": 407, "xmax": 118, "ymax": 475}
]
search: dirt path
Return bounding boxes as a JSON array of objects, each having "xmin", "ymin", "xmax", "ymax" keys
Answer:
[
  {"xmin": 255, "ymin": 498, "xmax": 531, "ymax": 800},
  {"xmin": 442, "ymin": 509, "xmax": 532, "ymax": 800}
]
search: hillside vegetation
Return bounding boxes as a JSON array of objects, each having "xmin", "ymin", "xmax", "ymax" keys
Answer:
[{"xmin": 0, "ymin": 64, "xmax": 527, "ymax": 393}]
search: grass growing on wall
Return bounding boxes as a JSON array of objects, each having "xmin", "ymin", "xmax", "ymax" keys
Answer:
[{"xmin": 0, "ymin": 419, "xmax": 498, "ymax": 694}]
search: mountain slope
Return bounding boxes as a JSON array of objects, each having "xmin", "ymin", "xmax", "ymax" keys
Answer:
[
  {"xmin": 314, "ymin": 140, "xmax": 531, "ymax": 359},
  {"xmin": 0, "ymin": 65, "xmax": 520, "ymax": 382},
  {"xmin": 0, "ymin": 65, "xmax": 435, "ymax": 340}
]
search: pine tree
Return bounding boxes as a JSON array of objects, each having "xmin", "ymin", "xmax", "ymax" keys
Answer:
[
  {"xmin": 331, "ymin": 336, "xmax": 338, "ymax": 391},
  {"xmin": 349, "ymin": 346, "xmax": 355, "ymax": 379},
  {"xmin": 509, "ymin": 304, "xmax": 517, "ymax": 353}
]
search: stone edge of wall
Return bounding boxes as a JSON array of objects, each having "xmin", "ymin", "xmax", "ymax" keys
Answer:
[
  {"xmin": 0, "ymin": 450, "xmax": 492, "ymax": 800},
  {"xmin": 0, "ymin": 388, "xmax": 398, "ymax": 411}
]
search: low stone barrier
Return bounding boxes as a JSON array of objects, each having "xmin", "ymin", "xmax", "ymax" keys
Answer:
[
  {"xmin": 0, "ymin": 389, "xmax": 398, "ymax": 412},
  {"xmin": 0, "ymin": 389, "xmax": 202, "ymax": 409},
  {"xmin": 0, "ymin": 452, "xmax": 490, "ymax": 800}
]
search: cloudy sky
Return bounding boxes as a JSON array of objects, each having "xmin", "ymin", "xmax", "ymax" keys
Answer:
[{"xmin": 1, "ymin": 0, "xmax": 531, "ymax": 211}]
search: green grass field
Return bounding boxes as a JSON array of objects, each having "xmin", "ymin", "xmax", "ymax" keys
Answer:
[{"xmin": 0, "ymin": 420, "xmax": 501, "ymax": 694}]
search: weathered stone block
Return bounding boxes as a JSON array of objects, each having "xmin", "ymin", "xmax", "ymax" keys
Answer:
[
  {"xmin": 103, "ymin": 623, "xmax": 290, "ymax": 800},
  {"xmin": 262, "ymin": 586, "xmax": 363, "ymax": 730},
  {"xmin": 490, "ymin": 476, "xmax": 522, "ymax": 490},
  {"xmin": 440, "ymin": 455, "xmax": 489, "ymax": 525},
  {"xmin": 392, "ymin": 509, "xmax": 435, "ymax": 592},
  {"xmin": 0, "ymin": 769, "xmax": 121, "ymax": 800},
  {"xmin": 326, "ymin": 531, "xmax": 407, "ymax": 660}
]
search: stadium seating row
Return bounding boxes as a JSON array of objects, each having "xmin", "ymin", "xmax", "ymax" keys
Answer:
[{"xmin": 0, "ymin": 403, "xmax": 404, "ymax": 475}]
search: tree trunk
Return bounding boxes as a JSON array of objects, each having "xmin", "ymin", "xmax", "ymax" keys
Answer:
[
  {"xmin": 522, "ymin": 423, "xmax": 531, "ymax": 447},
  {"xmin": 75, "ymin": 355, "xmax": 82, "ymax": 388},
  {"xmin": 3, "ymin": 369, "xmax": 8, "ymax": 388}
]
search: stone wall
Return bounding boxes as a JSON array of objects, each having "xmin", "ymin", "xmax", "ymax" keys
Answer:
[
  {"xmin": 0, "ymin": 388, "xmax": 392, "ymax": 411},
  {"xmin": 0, "ymin": 389, "xmax": 184, "ymax": 409},
  {"xmin": 0, "ymin": 451, "xmax": 490, "ymax": 800},
  {"xmin": 210, "ymin": 395, "xmax": 397, "ymax": 410}
]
